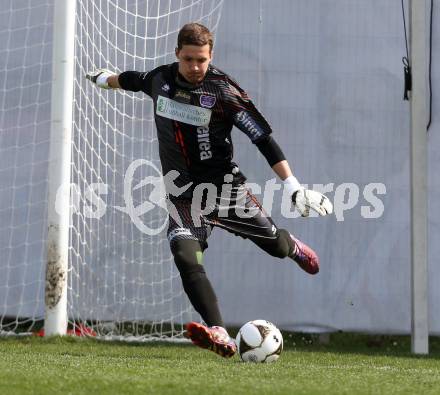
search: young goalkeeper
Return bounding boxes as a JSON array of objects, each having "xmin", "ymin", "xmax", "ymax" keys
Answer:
[{"xmin": 86, "ymin": 22, "xmax": 332, "ymax": 358}]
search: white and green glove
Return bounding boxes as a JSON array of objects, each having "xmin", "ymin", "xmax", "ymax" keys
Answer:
[
  {"xmin": 86, "ymin": 68, "xmax": 114, "ymax": 89},
  {"xmin": 284, "ymin": 175, "xmax": 333, "ymax": 217}
]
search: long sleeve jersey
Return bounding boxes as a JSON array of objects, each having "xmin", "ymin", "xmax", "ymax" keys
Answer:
[{"xmin": 118, "ymin": 62, "xmax": 280, "ymax": 195}]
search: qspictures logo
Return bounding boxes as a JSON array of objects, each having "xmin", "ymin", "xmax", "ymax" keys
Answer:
[{"xmin": 56, "ymin": 160, "xmax": 387, "ymax": 236}]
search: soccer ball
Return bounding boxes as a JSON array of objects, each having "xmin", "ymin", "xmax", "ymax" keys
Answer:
[{"xmin": 235, "ymin": 320, "xmax": 283, "ymax": 363}]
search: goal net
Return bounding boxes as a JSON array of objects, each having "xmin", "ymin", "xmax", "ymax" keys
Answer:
[{"xmin": 0, "ymin": 0, "xmax": 224, "ymax": 340}]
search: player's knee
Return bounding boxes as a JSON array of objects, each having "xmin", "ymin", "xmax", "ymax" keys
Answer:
[
  {"xmin": 171, "ymin": 240, "xmax": 206, "ymax": 282},
  {"xmin": 267, "ymin": 229, "xmax": 292, "ymax": 259},
  {"xmin": 176, "ymin": 260, "xmax": 206, "ymax": 285}
]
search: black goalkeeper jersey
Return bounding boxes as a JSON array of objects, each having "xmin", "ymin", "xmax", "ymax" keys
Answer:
[{"xmin": 118, "ymin": 62, "xmax": 273, "ymax": 195}]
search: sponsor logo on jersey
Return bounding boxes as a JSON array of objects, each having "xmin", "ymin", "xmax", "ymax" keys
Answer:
[
  {"xmin": 174, "ymin": 90, "xmax": 191, "ymax": 102},
  {"xmin": 234, "ymin": 111, "xmax": 264, "ymax": 140},
  {"xmin": 156, "ymin": 95, "xmax": 212, "ymax": 126},
  {"xmin": 161, "ymin": 83, "xmax": 170, "ymax": 92},
  {"xmin": 197, "ymin": 125, "xmax": 212, "ymax": 160},
  {"xmin": 199, "ymin": 94, "xmax": 216, "ymax": 108}
]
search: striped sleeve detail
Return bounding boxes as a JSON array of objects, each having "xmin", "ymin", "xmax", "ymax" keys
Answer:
[{"xmin": 219, "ymin": 77, "xmax": 273, "ymax": 143}]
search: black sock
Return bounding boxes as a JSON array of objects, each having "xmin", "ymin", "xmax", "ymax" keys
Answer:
[
  {"xmin": 171, "ymin": 240, "xmax": 224, "ymax": 327},
  {"xmin": 250, "ymin": 228, "xmax": 296, "ymax": 259}
]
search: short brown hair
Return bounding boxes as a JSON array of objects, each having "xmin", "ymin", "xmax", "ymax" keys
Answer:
[{"xmin": 177, "ymin": 23, "xmax": 213, "ymax": 52}]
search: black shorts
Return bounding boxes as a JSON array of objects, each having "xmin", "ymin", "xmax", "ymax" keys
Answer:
[{"xmin": 167, "ymin": 184, "xmax": 278, "ymax": 250}]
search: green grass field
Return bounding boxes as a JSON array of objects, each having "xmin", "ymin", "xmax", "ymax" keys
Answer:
[{"xmin": 1, "ymin": 333, "xmax": 440, "ymax": 395}]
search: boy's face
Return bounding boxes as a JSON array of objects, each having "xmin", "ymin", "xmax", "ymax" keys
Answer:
[{"xmin": 176, "ymin": 44, "xmax": 212, "ymax": 84}]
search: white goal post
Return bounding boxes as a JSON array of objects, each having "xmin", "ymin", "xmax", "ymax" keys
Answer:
[
  {"xmin": 45, "ymin": 0, "xmax": 76, "ymax": 337},
  {"xmin": 409, "ymin": 0, "xmax": 429, "ymax": 355}
]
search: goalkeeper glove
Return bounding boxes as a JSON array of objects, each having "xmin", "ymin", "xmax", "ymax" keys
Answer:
[
  {"xmin": 86, "ymin": 68, "xmax": 114, "ymax": 89},
  {"xmin": 284, "ymin": 175, "xmax": 333, "ymax": 217}
]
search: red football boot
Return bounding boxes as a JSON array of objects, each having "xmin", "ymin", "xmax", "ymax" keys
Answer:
[
  {"xmin": 186, "ymin": 322, "xmax": 236, "ymax": 358},
  {"xmin": 290, "ymin": 235, "xmax": 320, "ymax": 275}
]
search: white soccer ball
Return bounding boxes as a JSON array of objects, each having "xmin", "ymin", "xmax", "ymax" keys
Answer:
[{"xmin": 235, "ymin": 320, "xmax": 283, "ymax": 363}]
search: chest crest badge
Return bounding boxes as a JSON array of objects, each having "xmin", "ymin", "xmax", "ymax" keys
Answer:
[{"xmin": 199, "ymin": 94, "xmax": 216, "ymax": 108}]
